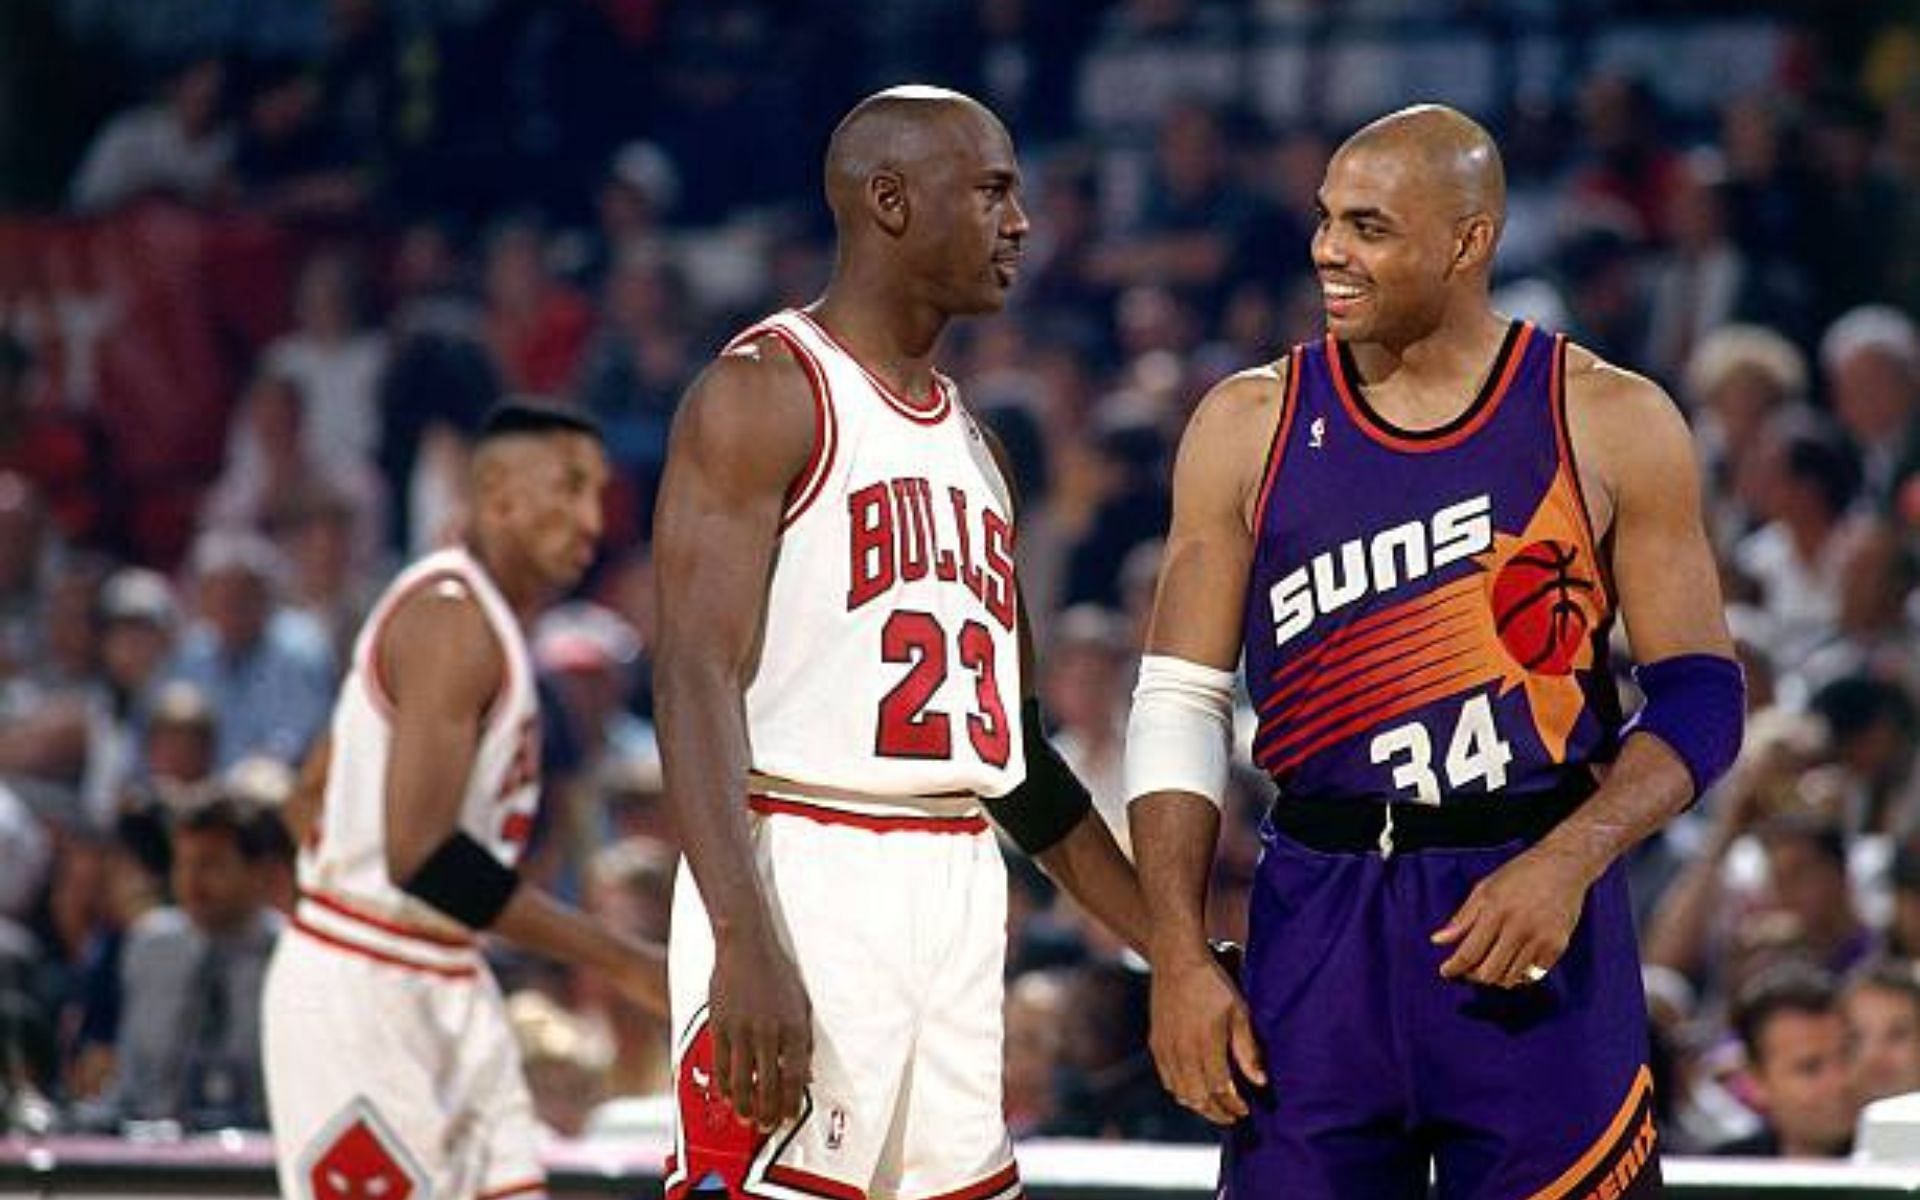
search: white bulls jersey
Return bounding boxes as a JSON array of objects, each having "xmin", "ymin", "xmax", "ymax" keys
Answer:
[
  {"xmin": 297, "ymin": 545, "xmax": 542, "ymax": 943},
  {"xmin": 731, "ymin": 309, "xmax": 1025, "ymax": 802}
]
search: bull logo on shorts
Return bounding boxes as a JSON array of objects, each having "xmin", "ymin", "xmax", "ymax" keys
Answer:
[
  {"xmin": 674, "ymin": 1019, "xmax": 766, "ymax": 1198},
  {"xmin": 300, "ymin": 1098, "xmax": 427, "ymax": 1200}
]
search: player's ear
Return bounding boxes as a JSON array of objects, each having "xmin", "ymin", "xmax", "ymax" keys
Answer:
[
  {"xmin": 1452, "ymin": 212, "xmax": 1497, "ymax": 274},
  {"xmin": 869, "ymin": 170, "xmax": 909, "ymax": 237}
]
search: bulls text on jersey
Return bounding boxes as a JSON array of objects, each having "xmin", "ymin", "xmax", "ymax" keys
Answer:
[{"xmin": 847, "ymin": 476, "xmax": 1016, "ymax": 633}]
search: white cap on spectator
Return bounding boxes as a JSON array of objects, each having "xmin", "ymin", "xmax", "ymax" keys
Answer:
[
  {"xmin": 1821, "ymin": 304, "xmax": 1920, "ymax": 375},
  {"xmin": 99, "ymin": 566, "xmax": 179, "ymax": 628},
  {"xmin": 609, "ymin": 140, "xmax": 680, "ymax": 213}
]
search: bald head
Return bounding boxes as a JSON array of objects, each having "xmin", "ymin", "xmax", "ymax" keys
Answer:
[
  {"xmin": 824, "ymin": 85, "xmax": 1007, "ymax": 228},
  {"xmin": 1338, "ymin": 104, "xmax": 1506, "ymax": 229}
]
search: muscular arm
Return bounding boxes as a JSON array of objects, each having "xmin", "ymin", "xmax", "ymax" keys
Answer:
[
  {"xmin": 380, "ymin": 586, "xmax": 666, "ymax": 1015},
  {"xmin": 652, "ymin": 341, "xmax": 817, "ymax": 1127},
  {"xmin": 1535, "ymin": 358, "xmax": 1735, "ymax": 880},
  {"xmin": 1128, "ymin": 367, "xmax": 1283, "ymax": 1124},
  {"xmin": 1434, "ymin": 355, "xmax": 1736, "ymax": 986},
  {"xmin": 1130, "ymin": 370, "xmax": 1276, "ymax": 972}
]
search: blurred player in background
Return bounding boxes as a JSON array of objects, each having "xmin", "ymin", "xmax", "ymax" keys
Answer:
[
  {"xmin": 1128, "ymin": 104, "xmax": 1742, "ymax": 1198},
  {"xmin": 653, "ymin": 86, "xmax": 1146, "ymax": 1200},
  {"xmin": 262, "ymin": 403, "xmax": 665, "ymax": 1200}
]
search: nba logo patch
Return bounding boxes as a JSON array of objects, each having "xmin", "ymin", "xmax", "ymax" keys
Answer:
[
  {"xmin": 1309, "ymin": 417, "xmax": 1326, "ymax": 449},
  {"xmin": 826, "ymin": 1106, "xmax": 847, "ymax": 1151}
]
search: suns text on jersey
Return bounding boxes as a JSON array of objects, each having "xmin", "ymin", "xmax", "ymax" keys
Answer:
[
  {"xmin": 846, "ymin": 477, "xmax": 1015, "ymax": 631},
  {"xmin": 1269, "ymin": 493, "xmax": 1492, "ymax": 650}
]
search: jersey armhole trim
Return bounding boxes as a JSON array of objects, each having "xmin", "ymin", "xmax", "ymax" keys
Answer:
[
  {"xmin": 1550, "ymin": 334, "xmax": 1610, "ymax": 598},
  {"xmin": 756, "ymin": 325, "xmax": 838, "ymax": 531},
  {"xmin": 364, "ymin": 568, "xmax": 510, "ymax": 733},
  {"xmin": 1248, "ymin": 347, "xmax": 1303, "ymax": 544}
]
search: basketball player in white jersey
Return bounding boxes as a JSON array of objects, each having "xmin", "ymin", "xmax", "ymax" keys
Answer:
[
  {"xmin": 262, "ymin": 403, "xmax": 666, "ymax": 1200},
  {"xmin": 652, "ymin": 87, "xmax": 1149, "ymax": 1200}
]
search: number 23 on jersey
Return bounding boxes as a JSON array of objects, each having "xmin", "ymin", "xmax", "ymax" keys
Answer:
[{"xmin": 874, "ymin": 609, "xmax": 1010, "ymax": 767}]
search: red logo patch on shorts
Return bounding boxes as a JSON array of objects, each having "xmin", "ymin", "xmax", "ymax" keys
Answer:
[
  {"xmin": 300, "ymin": 1098, "xmax": 427, "ymax": 1200},
  {"xmin": 674, "ymin": 1020, "xmax": 767, "ymax": 1197}
]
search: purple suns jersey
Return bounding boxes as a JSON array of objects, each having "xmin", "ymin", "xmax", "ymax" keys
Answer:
[{"xmin": 1243, "ymin": 321, "xmax": 1623, "ymax": 804}]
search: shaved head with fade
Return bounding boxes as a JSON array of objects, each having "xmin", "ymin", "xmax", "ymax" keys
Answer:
[{"xmin": 1338, "ymin": 104, "xmax": 1506, "ymax": 230}]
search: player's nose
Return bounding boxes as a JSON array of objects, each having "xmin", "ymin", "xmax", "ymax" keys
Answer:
[{"xmin": 1001, "ymin": 192, "xmax": 1030, "ymax": 240}]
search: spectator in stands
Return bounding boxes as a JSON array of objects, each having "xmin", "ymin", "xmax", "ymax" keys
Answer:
[
  {"xmin": 1718, "ymin": 93, "xmax": 1816, "ymax": 278},
  {"xmin": 81, "ymin": 568, "xmax": 180, "ymax": 824},
  {"xmin": 1087, "ymin": 100, "xmax": 1262, "ymax": 315},
  {"xmin": 232, "ymin": 62, "xmax": 367, "ymax": 218},
  {"xmin": 1682, "ymin": 324, "xmax": 1807, "ymax": 550},
  {"xmin": 1004, "ymin": 969, "xmax": 1070, "ymax": 1138},
  {"xmin": 204, "ymin": 366, "xmax": 384, "ymax": 567},
  {"xmin": 1807, "ymin": 676, "xmax": 1919, "ymax": 840},
  {"xmin": 507, "ymin": 989, "xmax": 612, "ymax": 1138},
  {"xmin": 1568, "ymin": 72, "xmax": 1684, "ymax": 243},
  {"xmin": 1044, "ymin": 959, "xmax": 1211, "ymax": 1143},
  {"xmin": 1794, "ymin": 518, "xmax": 1920, "ymax": 703},
  {"xmin": 140, "ymin": 682, "xmax": 219, "ymax": 802},
  {"xmin": 574, "ymin": 245, "xmax": 698, "ymax": 510},
  {"xmin": 165, "ymin": 533, "xmax": 333, "ymax": 770},
  {"xmin": 1889, "ymin": 842, "xmax": 1920, "ymax": 959},
  {"xmin": 1820, "ymin": 305, "xmax": 1920, "ymax": 517},
  {"xmin": 1716, "ymin": 964, "xmax": 1857, "ymax": 1157},
  {"xmin": 68, "ymin": 57, "xmax": 234, "ymax": 213},
  {"xmin": 1756, "ymin": 814, "xmax": 1873, "ymax": 977},
  {"xmin": 1805, "ymin": 92, "xmax": 1911, "ymax": 328},
  {"xmin": 579, "ymin": 836, "xmax": 673, "ymax": 1098},
  {"xmin": 1844, "ymin": 959, "xmax": 1920, "ymax": 1105},
  {"xmin": 0, "ymin": 473, "xmax": 53, "ymax": 676},
  {"xmin": 262, "ymin": 251, "xmax": 388, "ymax": 477},
  {"xmin": 1039, "ymin": 605, "xmax": 1132, "ymax": 849},
  {"xmin": 271, "ymin": 489, "xmax": 377, "ymax": 664},
  {"xmin": 1645, "ymin": 150, "xmax": 1806, "ymax": 385},
  {"xmin": 483, "ymin": 218, "xmax": 595, "ymax": 397},
  {"xmin": 1732, "ymin": 413, "xmax": 1862, "ymax": 673},
  {"xmin": 107, "ymin": 795, "xmax": 282, "ymax": 1131}
]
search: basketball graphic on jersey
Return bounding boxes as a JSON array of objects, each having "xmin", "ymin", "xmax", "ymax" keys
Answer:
[{"xmin": 1491, "ymin": 539, "xmax": 1596, "ymax": 675}]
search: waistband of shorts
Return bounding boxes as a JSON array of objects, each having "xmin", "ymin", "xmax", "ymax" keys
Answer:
[
  {"xmin": 1264, "ymin": 769, "xmax": 1598, "ymax": 855},
  {"xmin": 746, "ymin": 775, "xmax": 987, "ymax": 833},
  {"xmin": 293, "ymin": 889, "xmax": 481, "ymax": 977}
]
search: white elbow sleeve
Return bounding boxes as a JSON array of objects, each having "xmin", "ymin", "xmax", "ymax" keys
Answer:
[{"xmin": 1125, "ymin": 654, "xmax": 1237, "ymax": 809}]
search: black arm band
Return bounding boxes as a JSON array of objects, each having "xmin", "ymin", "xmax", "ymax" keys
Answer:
[
  {"xmin": 983, "ymin": 699, "xmax": 1094, "ymax": 856},
  {"xmin": 400, "ymin": 831, "xmax": 521, "ymax": 929}
]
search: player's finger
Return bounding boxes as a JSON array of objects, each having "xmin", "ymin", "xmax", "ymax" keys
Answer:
[
  {"xmin": 751, "ymin": 1020, "xmax": 782, "ymax": 1129},
  {"xmin": 775, "ymin": 1021, "xmax": 811, "ymax": 1124},
  {"xmin": 1229, "ymin": 1003, "xmax": 1267, "ymax": 1087},
  {"xmin": 1200, "ymin": 1028, "xmax": 1249, "ymax": 1122},
  {"xmin": 1438, "ymin": 913, "xmax": 1500, "ymax": 979},
  {"xmin": 1471, "ymin": 929, "xmax": 1529, "ymax": 988},
  {"xmin": 1430, "ymin": 891, "xmax": 1484, "ymax": 946},
  {"xmin": 718, "ymin": 1019, "xmax": 753, "ymax": 1123}
]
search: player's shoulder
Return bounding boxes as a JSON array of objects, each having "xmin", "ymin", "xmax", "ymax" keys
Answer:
[
  {"xmin": 381, "ymin": 569, "xmax": 500, "ymax": 662},
  {"xmin": 1188, "ymin": 360, "xmax": 1292, "ymax": 436},
  {"xmin": 677, "ymin": 327, "xmax": 819, "ymax": 445},
  {"xmin": 699, "ymin": 327, "xmax": 814, "ymax": 404},
  {"xmin": 1559, "ymin": 340, "xmax": 1695, "ymax": 483}
]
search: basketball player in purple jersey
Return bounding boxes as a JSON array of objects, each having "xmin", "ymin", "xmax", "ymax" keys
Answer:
[{"xmin": 1126, "ymin": 106, "xmax": 1742, "ymax": 1198}]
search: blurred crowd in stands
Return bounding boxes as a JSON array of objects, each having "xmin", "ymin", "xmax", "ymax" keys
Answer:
[{"xmin": 5, "ymin": 0, "xmax": 1920, "ymax": 1163}]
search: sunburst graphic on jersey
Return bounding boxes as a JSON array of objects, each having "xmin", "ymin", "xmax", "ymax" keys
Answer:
[
  {"xmin": 1471, "ymin": 465, "xmax": 1610, "ymax": 761},
  {"xmin": 1254, "ymin": 466, "xmax": 1607, "ymax": 775}
]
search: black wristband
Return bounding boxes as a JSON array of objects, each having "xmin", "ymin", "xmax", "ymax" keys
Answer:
[
  {"xmin": 983, "ymin": 699, "xmax": 1094, "ymax": 856},
  {"xmin": 400, "ymin": 831, "xmax": 520, "ymax": 929}
]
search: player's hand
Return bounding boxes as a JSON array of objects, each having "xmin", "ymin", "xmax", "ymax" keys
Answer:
[
  {"xmin": 711, "ymin": 927, "xmax": 813, "ymax": 1132},
  {"xmin": 1431, "ymin": 845, "xmax": 1591, "ymax": 988},
  {"xmin": 1147, "ymin": 946, "xmax": 1266, "ymax": 1126}
]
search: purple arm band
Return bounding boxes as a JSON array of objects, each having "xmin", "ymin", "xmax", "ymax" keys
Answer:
[{"xmin": 1620, "ymin": 653, "xmax": 1746, "ymax": 800}]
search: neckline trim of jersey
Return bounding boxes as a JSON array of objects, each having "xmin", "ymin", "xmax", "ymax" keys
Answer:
[
  {"xmin": 1328, "ymin": 319, "xmax": 1530, "ymax": 453},
  {"xmin": 792, "ymin": 309, "xmax": 953, "ymax": 425}
]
